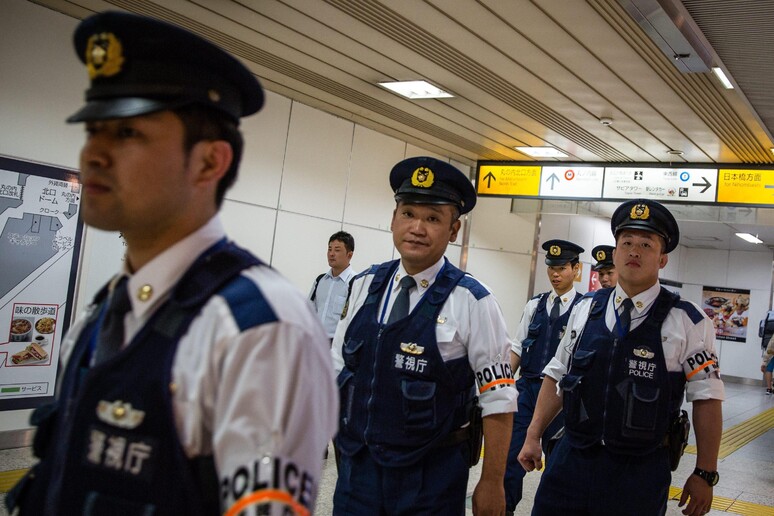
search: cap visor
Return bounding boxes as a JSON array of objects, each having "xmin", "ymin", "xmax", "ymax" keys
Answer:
[
  {"xmin": 395, "ymin": 192, "xmax": 459, "ymax": 207},
  {"xmin": 544, "ymin": 258, "xmax": 571, "ymax": 266},
  {"xmin": 66, "ymin": 98, "xmax": 181, "ymax": 123}
]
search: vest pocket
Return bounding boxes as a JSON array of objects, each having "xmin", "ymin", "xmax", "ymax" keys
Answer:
[
  {"xmin": 571, "ymin": 349, "xmax": 596, "ymax": 369},
  {"xmin": 337, "ymin": 368, "xmax": 356, "ymax": 428},
  {"xmin": 401, "ymin": 379, "xmax": 437, "ymax": 430},
  {"xmin": 559, "ymin": 374, "xmax": 589, "ymax": 424},
  {"xmin": 342, "ymin": 338, "xmax": 364, "ymax": 369},
  {"xmin": 622, "ymin": 381, "xmax": 659, "ymax": 436},
  {"xmin": 522, "ymin": 322, "xmax": 542, "ymax": 350}
]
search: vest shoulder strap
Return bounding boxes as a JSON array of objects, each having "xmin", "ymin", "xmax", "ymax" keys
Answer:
[
  {"xmin": 309, "ymin": 273, "xmax": 325, "ymax": 302},
  {"xmin": 674, "ymin": 298, "xmax": 704, "ymax": 325},
  {"xmin": 456, "ymin": 274, "xmax": 490, "ymax": 301},
  {"xmin": 589, "ymin": 288, "xmax": 613, "ymax": 319}
]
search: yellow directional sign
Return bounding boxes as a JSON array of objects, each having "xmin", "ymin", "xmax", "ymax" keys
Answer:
[
  {"xmin": 477, "ymin": 165, "xmax": 541, "ymax": 196},
  {"xmin": 717, "ymin": 169, "xmax": 774, "ymax": 205}
]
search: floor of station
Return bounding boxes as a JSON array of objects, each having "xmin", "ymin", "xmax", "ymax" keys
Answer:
[{"xmin": 1, "ymin": 381, "xmax": 772, "ymax": 515}]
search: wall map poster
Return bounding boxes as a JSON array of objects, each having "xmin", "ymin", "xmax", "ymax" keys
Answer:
[
  {"xmin": 0, "ymin": 156, "xmax": 83, "ymax": 410},
  {"xmin": 701, "ymin": 286, "xmax": 750, "ymax": 343}
]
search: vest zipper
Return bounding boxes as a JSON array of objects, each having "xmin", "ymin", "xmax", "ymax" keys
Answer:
[
  {"xmin": 600, "ymin": 335, "xmax": 620, "ymax": 446},
  {"xmin": 364, "ymin": 326, "xmax": 384, "ymax": 446}
]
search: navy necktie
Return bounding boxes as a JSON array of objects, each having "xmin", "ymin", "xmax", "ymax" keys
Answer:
[
  {"xmin": 549, "ymin": 296, "xmax": 562, "ymax": 323},
  {"xmin": 616, "ymin": 298, "xmax": 634, "ymax": 336},
  {"xmin": 94, "ymin": 276, "xmax": 131, "ymax": 364},
  {"xmin": 387, "ymin": 276, "xmax": 416, "ymax": 324}
]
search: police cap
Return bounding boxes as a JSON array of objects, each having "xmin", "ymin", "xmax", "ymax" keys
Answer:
[
  {"xmin": 611, "ymin": 199, "xmax": 679, "ymax": 253},
  {"xmin": 390, "ymin": 157, "xmax": 477, "ymax": 215},
  {"xmin": 542, "ymin": 239, "xmax": 584, "ymax": 266},
  {"xmin": 591, "ymin": 245, "xmax": 615, "ymax": 271},
  {"xmin": 67, "ymin": 11, "xmax": 264, "ymax": 124}
]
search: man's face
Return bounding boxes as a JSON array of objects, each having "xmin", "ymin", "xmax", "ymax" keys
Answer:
[
  {"xmin": 327, "ymin": 239, "xmax": 352, "ymax": 270},
  {"xmin": 79, "ymin": 111, "xmax": 200, "ymax": 239},
  {"xmin": 546, "ymin": 262, "xmax": 577, "ymax": 295},
  {"xmin": 597, "ymin": 266, "xmax": 618, "ymax": 288},
  {"xmin": 391, "ymin": 202, "xmax": 460, "ymax": 274},
  {"xmin": 613, "ymin": 229, "xmax": 668, "ymax": 294}
]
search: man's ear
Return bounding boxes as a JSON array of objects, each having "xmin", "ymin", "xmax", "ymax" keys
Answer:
[
  {"xmin": 659, "ymin": 253, "xmax": 669, "ymax": 269},
  {"xmin": 192, "ymin": 140, "xmax": 232, "ymax": 186},
  {"xmin": 449, "ymin": 219, "xmax": 461, "ymax": 243}
]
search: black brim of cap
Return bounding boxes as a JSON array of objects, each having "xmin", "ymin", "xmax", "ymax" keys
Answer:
[
  {"xmin": 395, "ymin": 191, "xmax": 461, "ymax": 207},
  {"xmin": 66, "ymin": 97, "xmax": 185, "ymax": 123},
  {"xmin": 545, "ymin": 258, "xmax": 573, "ymax": 266},
  {"xmin": 592, "ymin": 264, "xmax": 614, "ymax": 271}
]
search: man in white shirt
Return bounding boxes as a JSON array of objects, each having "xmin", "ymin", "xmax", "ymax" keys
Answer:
[{"xmin": 310, "ymin": 231, "xmax": 356, "ymax": 340}]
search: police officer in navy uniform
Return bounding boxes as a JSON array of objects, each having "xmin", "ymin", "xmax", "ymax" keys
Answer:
[
  {"xmin": 7, "ymin": 12, "xmax": 338, "ymax": 516},
  {"xmin": 331, "ymin": 157, "xmax": 518, "ymax": 515},
  {"xmin": 520, "ymin": 199, "xmax": 724, "ymax": 516},
  {"xmin": 504, "ymin": 239, "xmax": 584, "ymax": 514},
  {"xmin": 591, "ymin": 244, "xmax": 618, "ymax": 289}
]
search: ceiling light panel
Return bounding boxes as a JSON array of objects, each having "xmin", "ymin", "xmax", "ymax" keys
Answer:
[
  {"xmin": 378, "ymin": 81, "xmax": 454, "ymax": 99},
  {"xmin": 514, "ymin": 146, "xmax": 568, "ymax": 158}
]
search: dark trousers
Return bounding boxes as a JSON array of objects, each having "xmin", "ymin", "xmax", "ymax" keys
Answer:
[
  {"xmin": 333, "ymin": 443, "xmax": 470, "ymax": 515},
  {"xmin": 504, "ymin": 376, "xmax": 564, "ymax": 511},
  {"xmin": 532, "ymin": 437, "xmax": 670, "ymax": 516}
]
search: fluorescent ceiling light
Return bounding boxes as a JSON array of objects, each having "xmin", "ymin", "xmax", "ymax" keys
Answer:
[
  {"xmin": 378, "ymin": 81, "xmax": 453, "ymax": 99},
  {"xmin": 712, "ymin": 67, "xmax": 734, "ymax": 89},
  {"xmin": 735, "ymin": 232, "xmax": 762, "ymax": 244},
  {"xmin": 515, "ymin": 146, "xmax": 568, "ymax": 158}
]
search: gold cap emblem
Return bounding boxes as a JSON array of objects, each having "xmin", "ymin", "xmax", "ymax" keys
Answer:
[
  {"xmin": 549, "ymin": 245, "xmax": 561, "ymax": 256},
  {"xmin": 86, "ymin": 32, "xmax": 124, "ymax": 79},
  {"xmin": 596, "ymin": 249, "xmax": 606, "ymax": 261},
  {"xmin": 630, "ymin": 203, "xmax": 650, "ymax": 220},
  {"xmin": 411, "ymin": 167, "xmax": 434, "ymax": 188}
]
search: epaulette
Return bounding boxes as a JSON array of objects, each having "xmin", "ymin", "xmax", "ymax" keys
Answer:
[
  {"xmin": 674, "ymin": 299, "xmax": 704, "ymax": 325},
  {"xmin": 457, "ymin": 275, "xmax": 490, "ymax": 300}
]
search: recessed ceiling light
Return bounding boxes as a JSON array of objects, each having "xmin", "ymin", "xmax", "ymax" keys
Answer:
[
  {"xmin": 378, "ymin": 81, "xmax": 453, "ymax": 99},
  {"xmin": 712, "ymin": 67, "xmax": 734, "ymax": 89},
  {"xmin": 514, "ymin": 146, "xmax": 568, "ymax": 158},
  {"xmin": 666, "ymin": 149, "xmax": 684, "ymax": 156},
  {"xmin": 735, "ymin": 232, "xmax": 762, "ymax": 244},
  {"xmin": 770, "ymin": 147, "xmax": 774, "ymax": 155}
]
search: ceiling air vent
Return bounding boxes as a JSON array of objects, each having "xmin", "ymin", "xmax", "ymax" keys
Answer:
[{"xmin": 617, "ymin": 0, "xmax": 711, "ymax": 73}]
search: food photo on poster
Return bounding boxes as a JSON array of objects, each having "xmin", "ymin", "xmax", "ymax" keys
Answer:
[{"xmin": 702, "ymin": 286, "xmax": 750, "ymax": 342}]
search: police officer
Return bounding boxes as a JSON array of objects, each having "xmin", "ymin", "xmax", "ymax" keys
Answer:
[
  {"xmin": 520, "ymin": 199, "xmax": 724, "ymax": 516},
  {"xmin": 7, "ymin": 12, "xmax": 338, "ymax": 515},
  {"xmin": 504, "ymin": 239, "xmax": 584, "ymax": 514},
  {"xmin": 331, "ymin": 156, "xmax": 518, "ymax": 515},
  {"xmin": 591, "ymin": 244, "xmax": 618, "ymax": 288}
]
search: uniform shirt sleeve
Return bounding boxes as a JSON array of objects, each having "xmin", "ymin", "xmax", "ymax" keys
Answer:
[
  {"xmin": 511, "ymin": 297, "xmax": 539, "ymax": 357},
  {"xmin": 462, "ymin": 288, "xmax": 518, "ymax": 417},
  {"xmin": 665, "ymin": 302, "xmax": 725, "ymax": 402},
  {"xmin": 172, "ymin": 266, "xmax": 338, "ymax": 515},
  {"xmin": 331, "ymin": 272, "xmax": 371, "ymax": 374}
]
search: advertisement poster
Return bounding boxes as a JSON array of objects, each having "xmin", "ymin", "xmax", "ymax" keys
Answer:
[
  {"xmin": 588, "ymin": 270, "xmax": 601, "ymax": 292},
  {"xmin": 0, "ymin": 156, "xmax": 83, "ymax": 410},
  {"xmin": 702, "ymin": 286, "xmax": 750, "ymax": 343}
]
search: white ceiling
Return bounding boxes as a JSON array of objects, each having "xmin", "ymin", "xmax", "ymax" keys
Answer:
[{"xmin": 30, "ymin": 0, "xmax": 774, "ymax": 252}]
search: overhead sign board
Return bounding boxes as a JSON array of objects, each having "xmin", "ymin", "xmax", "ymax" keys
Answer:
[
  {"xmin": 477, "ymin": 165, "xmax": 540, "ymax": 196},
  {"xmin": 716, "ymin": 168, "xmax": 774, "ymax": 205},
  {"xmin": 476, "ymin": 161, "xmax": 774, "ymax": 207},
  {"xmin": 603, "ymin": 167, "xmax": 717, "ymax": 203},
  {"xmin": 539, "ymin": 166, "xmax": 604, "ymax": 198}
]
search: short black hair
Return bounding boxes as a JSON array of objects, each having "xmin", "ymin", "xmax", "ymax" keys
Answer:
[
  {"xmin": 173, "ymin": 105, "xmax": 243, "ymax": 208},
  {"xmin": 329, "ymin": 231, "xmax": 355, "ymax": 253}
]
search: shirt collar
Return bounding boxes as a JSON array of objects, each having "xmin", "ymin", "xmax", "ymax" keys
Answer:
[
  {"xmin": 549, "ymin": 288, "xmax": 577, "ymax": 306},
  {"xmin": 122, "ymin": 215, "xmax": 226, "ymax": 319},
  {"xmin": 326, "ymin": 265, "xmax": 355, "ymax": 282},
  {"xmin": 394, "ymin": 257, "xmax": 445, "ymax": 294},
  {"xmin": 613, "ymin": 281, "xmax": 661, "ymax": 314}
]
